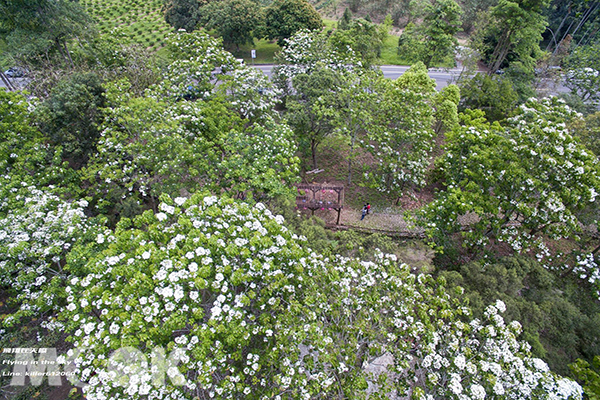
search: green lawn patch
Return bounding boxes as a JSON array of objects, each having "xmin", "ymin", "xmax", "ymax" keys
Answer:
[
  {"xmin": 230, "ymin": 39, "xmax": 281, "ymax": 64},
  {"xmin": 378, "ymin": 33, "xmax": 411, "ymax": 65}
]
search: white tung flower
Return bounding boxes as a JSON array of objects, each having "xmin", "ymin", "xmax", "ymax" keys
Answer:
[{"xmin": 156, "ymin": 212, "xmax": 167, "ymax": 222}]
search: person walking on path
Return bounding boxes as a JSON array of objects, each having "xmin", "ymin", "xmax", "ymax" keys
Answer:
[{"xmin": 361, "ymin": 206, "xmax": 367, "ymax": 220}]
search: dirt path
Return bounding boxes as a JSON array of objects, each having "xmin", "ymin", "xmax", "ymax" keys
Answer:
[{"xmin": 314, "ymin": 206, "xmax": 426, "ymax": 236}]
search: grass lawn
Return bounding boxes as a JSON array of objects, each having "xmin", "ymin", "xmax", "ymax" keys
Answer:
[
  {"xmin": 229, "ymin": 39, "xmax": 281, "ymax": 64},
  {"xmin": 379, "ymin": 33, "xmax": 411, "ymax": 65}
]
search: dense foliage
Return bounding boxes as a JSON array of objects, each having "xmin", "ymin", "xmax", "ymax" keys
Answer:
[
  {"xmin": 264, "ymin": 0, "xmax": 323, "ymax": 46},
  {"xmin": 2, "ymin": 3, "xmax": 600, "ymax": 399},
  {"xmin": 54, "ymin": 194, "xmax": 583, "ymax": 399},
  {"xmin": 421, "ymin": 96, "xmax": 600, "ymax": 279}
]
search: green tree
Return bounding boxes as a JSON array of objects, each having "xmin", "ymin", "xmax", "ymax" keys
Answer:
[
  {"xmin": 475, "ymin": 0, "xmax": 549, "ymax": 73},
  {"xmin": 286, "ymin": 66, "xmax": 344, "ymax": 170},
  {"xmin": 0, "ymin": 89, "xmax": 82, "ymax": 197},
  {"xmin": 264, "ymin": 0, "xmax": 323, "ymax": 46},
  {"xmin": 338, "ymin": 7, "xmax": 352, "ymax": 30},
  {"xmin": 163, "ymin": 0, "xmax": 202, "ymax": 32},
  {"xmin": 333, "ymin": 69, "xmax": 382, "ymax": 184},
  {"xmin": 0, "ymin": 89, "xmax": 42, "ymax": 179},
  {"xmin": 433, "ymin": 84, "xmax": 461, "ymax": 133},
  {"xmin": 565, "ymin": 42, "xmax": 600, "ymax": 108},
  {"xmin": 397, "ymin": 0, "xmax": 462, "ymax": 68},
  {"xmin": 421, "ymin": 97, "xmax": 600, "ymax": 259},
  {"xmin": 35, "ymin": 72, "xmax": 106, "ymax": 168},
  {"xmin": 421, "ymin": 0, "xmax": 463, "ymax": 68},
  {"xmin": 397, "ymin": 22, "xmax": 425, "ymax": 62},
  {"xmin": 572, "ymin": 111, "xmax": 600, "ymax": 157},
  {"xmin": 458, "ymin": 72, "xmax": 519, "ymax": 121},
  {"xmin": 361, "ymin": 63, "xmax": 439, "ymax": 203},
  {"xmin": 200, "ymin": 0, "xmax": 263, "ymax": 50},
  {"xmin": 330, "ymin": 18, "xmax": 387, "ymax": 67},
  {"xmin": 570, "ymin": 357, "xmax": 600, "ymax": 400},
  {"xmin": 0, "ymin": 0, "xmax": 93, "ymax": 67}
]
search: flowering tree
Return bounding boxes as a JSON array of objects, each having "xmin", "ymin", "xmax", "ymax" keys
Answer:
[
  {"xmin": 411, "ymin": 299, "xmax": 583, "ymax": 399},
  {"xmin": 84, "ymin": 83, "xmax": 298, "ymax": 217},
  {"xmin": 565, "ymin": 42, "xmax": 600, "ymax": 107},
  {"xmin": 420, "ymin": 97, "xmax": 600, "ymax": 261},
  {"xmin": 156, "ymin": 30, "xmax": 281, "ymax": 122},
  {"xmin": 0, "ymin": 187, "xmax": 105, "ymax": 326},
  {"xmin": 58, "ymin": 194, "xmax": 315, "ymax": 399},
  {"xmin": 56, "ymin": 194, "xmax": 582, "ymax": 399},
  {"xmin": 83, "ymin": 31, "xmax": 297, "ymax": 217},
  {"xmin": 272, "ymin": 29, "xmax": 361, "ymax": 96},
  {"xmin": 361, "ymin": 63, "xmax": 441, "ymax": 203}
]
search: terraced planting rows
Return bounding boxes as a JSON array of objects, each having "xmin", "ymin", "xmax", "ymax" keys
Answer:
[{"xmin": 80, "ymin": 0, "xmax": 173, "ymax": 51}]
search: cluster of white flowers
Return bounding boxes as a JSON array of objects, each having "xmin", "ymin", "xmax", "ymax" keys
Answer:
[
  {"xmin": 423, "ymin": 96, "xmax": 600, "ymax": 267},
  {"xmin": 413, "ymin": 301, "xmax": 582, "ymax": 399},
  {"xmin": 57, "ymin": 194, "xmax": 314, "ymax": 399},
  {"xmin": 272, "ymin": 29, "xmax": 362, "ymax": 95},
  {"xmin": 0, "ymin": 187, "xmax": 103, "ymax": 325}
]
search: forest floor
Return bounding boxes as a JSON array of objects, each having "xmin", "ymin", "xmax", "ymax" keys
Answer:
[{"xmin": 298, "ymin": 130, "xmax": 443, "ymax": 235}]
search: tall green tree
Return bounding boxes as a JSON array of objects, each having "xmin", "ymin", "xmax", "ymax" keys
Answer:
[
  {"xmin": 421, "ymin": 0, "xmax": 463, "ymax": 67},
  {"xmin": 286, "ymin": 66, "xmax": 344, "ymax": 170},
  {"xmin": 361, "ymin": 63, "xmax": 440, "ymax": 202},
  {"xmin": 330, "ymin": 18, "xmax": 388, "ymax": 67},
  {"xmin": 200, "ymin": 0, "xmax": 263, "ymax": 50},
  {"xmin": 397, "ymin": 0, "xmax": 462, "ymax": 67},
  {"xmin": 264, "ymin": 0, "xmax": 322, "ymax": 46},
  {"xmin": 35, "ymin": 72, "xmax": 106, "ymax": 169},
  {"xmin": 163, "ymin": 0, "xmax": 202, "ymax": 32},
  {"xmin": 0, "ymin": 0, "xmax": 92, "ymax": 66},
  {"xmin": 338, "ymin": 7, "xmax": 352, "ymax": 30},
  {"xmin": 475, "ymin": 0, "xmax": 549, "ymax": 73},
  {"xmin": 459, "ymin": 73, "xmax": 519, "ymax": 121},
  {"xmin": 333, "ymin": 69, "xmax": 382, "ymax": 184}
]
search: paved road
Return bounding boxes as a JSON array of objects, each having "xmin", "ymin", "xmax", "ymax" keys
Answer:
[
  {"xmin": 2, "ymin": 65, "xmax": 567, "ymax": 94},
  {"xmin": 255, "ymin": 64, "xmax": 461, "ymax": 89},
  {"xmin": 255, "ymin": 64, "xmax": 569, "ymax": 94}
]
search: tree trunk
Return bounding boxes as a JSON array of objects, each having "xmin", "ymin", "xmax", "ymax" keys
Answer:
[
  {"xmin": 0, "ymin": 70, "xmax": 15, "ymax": 91},
  {"xmin": 489, "ymin": 30, "xmax": 512, "ymax": 74},
  {"xmin": 63, "ymin": 41, "xmax": 75, "ymax": 69},
  {"xmin": 311, "ymin": 139, "xmax": 318, "ymax": 170},
  {"xmin": 574, "ymin": 3, "xmax": 599, "ymax": 38},
  {"xmin": 547, "ymin": 6, "xmax": 571, "ymax": 51},
  {"xmin": 347, "ymin": 130, "xmax": 356, "ymax": 185}
]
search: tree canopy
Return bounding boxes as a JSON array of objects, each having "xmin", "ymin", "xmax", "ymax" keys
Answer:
[
  {"xmin": 421, "ymin": 97, "xmax": 600, "ymax": 264},
  {"xmin": 264, "ymin": 0, "xmax": 323, "ymax": 46}
]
